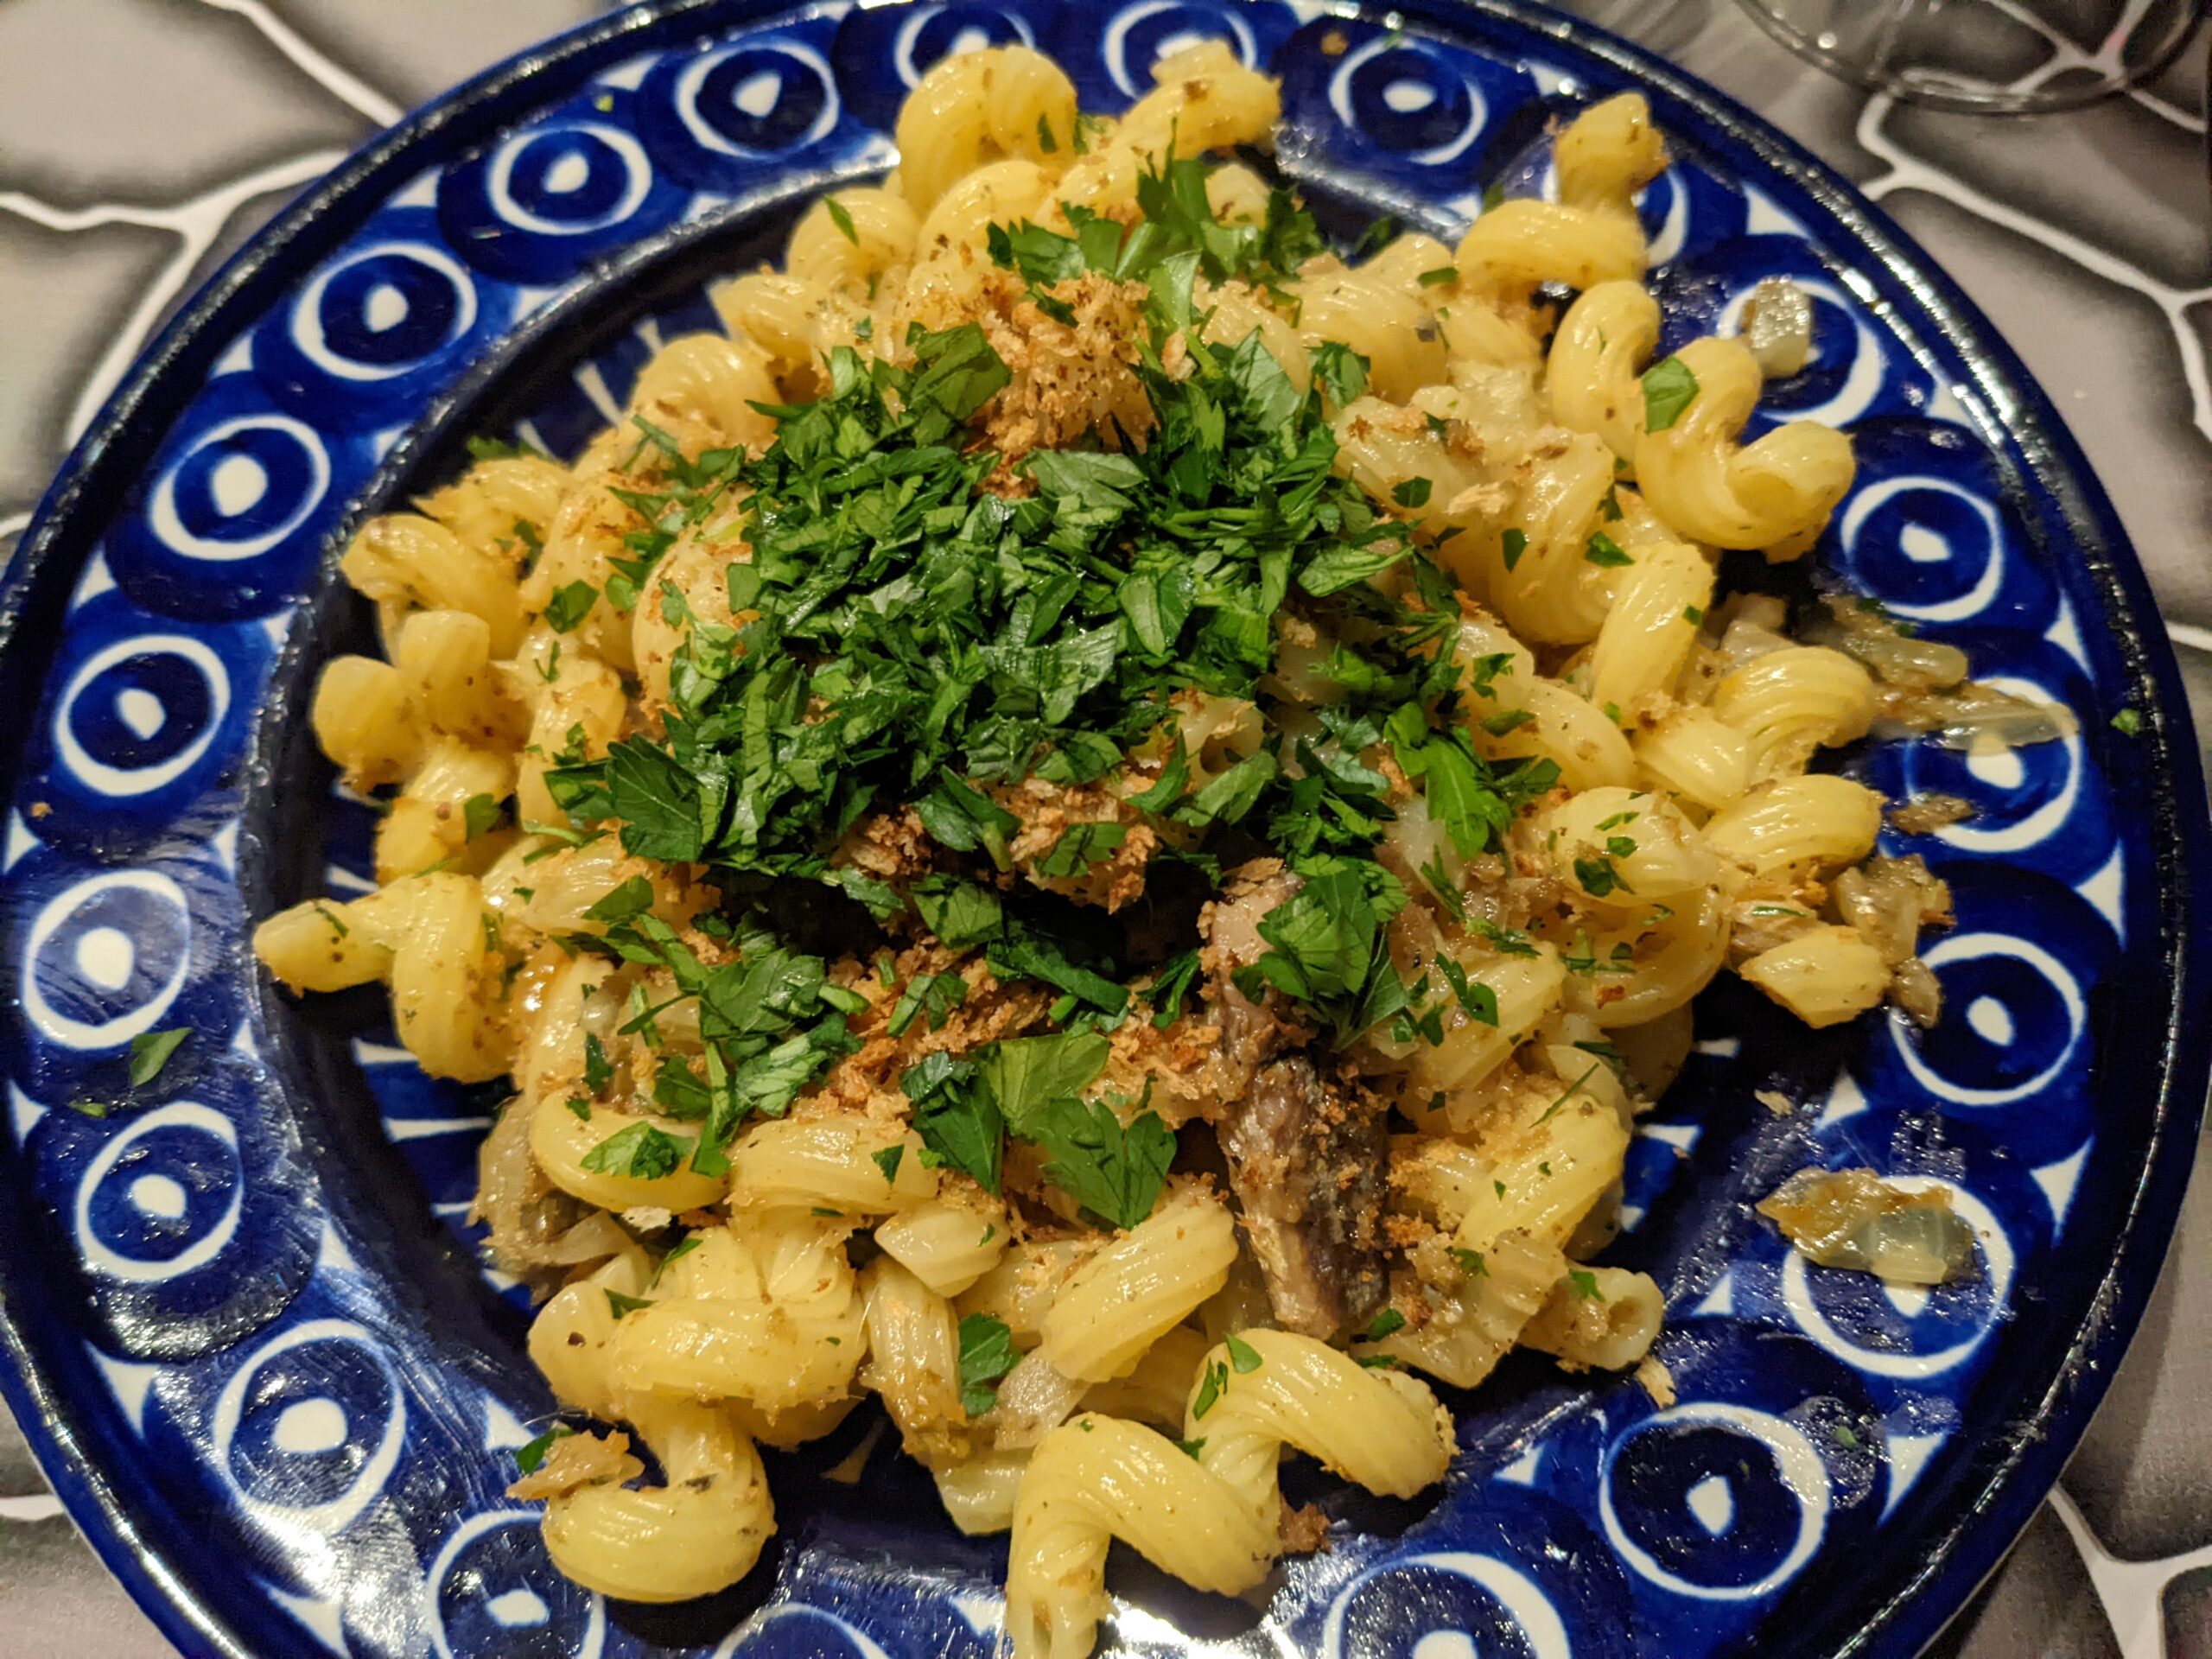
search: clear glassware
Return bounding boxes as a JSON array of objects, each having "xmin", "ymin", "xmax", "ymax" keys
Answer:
[{"xmin": 1734, "ymin": 0, "xmax": 2207, "ymax": 112}]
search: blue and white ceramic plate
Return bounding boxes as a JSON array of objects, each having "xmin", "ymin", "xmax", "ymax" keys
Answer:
[{"xmin": 0, "ymin": 3, "xmax": 2204, "ymax": 1656}]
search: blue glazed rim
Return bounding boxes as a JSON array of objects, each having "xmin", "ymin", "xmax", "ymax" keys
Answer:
[{"xmin": 0, "ymin": 3, "xmax": 2204, "ymax": 1656}]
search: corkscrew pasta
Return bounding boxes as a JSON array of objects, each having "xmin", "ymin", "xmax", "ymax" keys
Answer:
[{"xmin": 250, "ymin": 45, "xmax": 2063, "ymax": 1659}]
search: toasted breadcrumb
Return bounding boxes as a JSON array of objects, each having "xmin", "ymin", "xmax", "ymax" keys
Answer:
[
  {"xmin": 1636, "ymin": 1355, "xmax": 1677, "ymax": 1409},
  {"xmin": 906, "ymin": 269, "xmax": 1155, "ymax": 468},
  {"xmin": 1279, "ymin": 1497, "xmax": 1332, "ymax": 1555}
]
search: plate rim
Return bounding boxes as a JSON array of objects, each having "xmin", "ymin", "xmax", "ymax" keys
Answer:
[{"xmin": 0, "ymin": 3, "xmax": 2203, "ymax": 1656}]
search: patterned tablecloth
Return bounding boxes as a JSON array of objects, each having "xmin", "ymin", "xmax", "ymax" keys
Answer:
[{"xmin": 1, "ymin": 2, "xmax": 2206, "ymax": 1655}]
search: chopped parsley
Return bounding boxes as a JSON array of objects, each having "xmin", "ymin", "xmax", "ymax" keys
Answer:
[
  {"xmin": 1036, "ymin": 820, "xmax": 1128, "ymax": 878},
  {"xmin": 543, "ymin": 581, "xmax": 597, "ymax": 633},
  {"xmin": 1584, "ymin": 531, "xmax": 1633, "ymax": 569},
  {"xmin": 1642, "ymin": 357, "xmax": 1700, "ymax": 433},
  {"xmin": 957, "ymin": 1313, "xmax": 1020, "ymax": 1415},
  {"xmin": 1145, "ymin": 950, "xmax": 1203, "ymax": 1029},
  {"xmin": 477, "ymin": 156, "xmax": 1604, "ymax": 1212},
  {"xmin": 887, "ymin": 970, "xmax": 968, "ymax": 1037},
  {"xmin": 462, "ymin": 793, "xmax": 502, "ymax": 841},
  {"xmin": 1192, "ymin": 1357, "xmax": 1230, "ymax": 1419},
  {"xmin": 581, "ymin": 1122, "xmax": 690, "ymax": 1179},
  {"xmin": 1361, "ymin": 1307, "xmax": 1407, "ymax": 1341},
  {"xmin": 467, "ymin": 435, "xmax": 549, "ymax": 463},
  {"xmin": 513, "ymin": 1424, "xmax": 575, "ymax": 1473},
  {"xmin": 129, "ymin": 1028, "xmax": 189, "ymax": 1088}
]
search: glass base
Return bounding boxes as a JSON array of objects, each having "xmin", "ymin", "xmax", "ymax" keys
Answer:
[{"xmin": 1733, "ymin": 0, "xmax": 2206, "ymax": 114}]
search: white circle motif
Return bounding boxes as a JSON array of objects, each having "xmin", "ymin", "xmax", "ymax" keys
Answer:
[
  {"xmin": 272, "ymin": 1397, "xmax": 350, "ymax": 1455},
  {"xmin": 1105, "ymin": 1, "xmax": 1256, "ymax": 99},
  {"xmin": 1965, "ymin": 995, "xmax": 2014, "ymax": 1046},
  {"xmin": 208, "ymin": 452, "xmax": 269, "ymax": 516},
  {"xmin": 1891, "ymin": 931, "xmax": 2082, "ymax": 1107},
  {"xmin": 1836, "ymin": 475, "xmax": 2005, "ymax": 625},
  {"xmin": 486, "ymin": 122, "xmax": 655, "ymax": 236},
  {"xmin": 1326, "ymin": 35, "xmax": 1486, "ymax": 168},
  {"xmin": 212, "ymin": 1319, "xmax": 407, "ymax": 1537},
  {"xmin": 673, "ymin": 41, "xmax": 840, "ymax": 159},
  {"xmin": 147, "ymin": 416, "xmax": 331, "ymax": 563},
  {"xmin": 1319, "ymin": 1550, "xmax": 1573, "ymax": 1659},
  {"xmin": 291, "ymin": 240, "xmax": 480, "ymax": 383},
  {"xmin": 74, "ymin": 926, "xmax": 136, "ymax": 991},
  {"xmin": 22, "ymin": 869, "xmax": 192, "ymax": 1047},
  {"xmin": 893, "ymin": 6, "xmax": 1039, "ymax": 88},
  {"xmin": 1929, "ymin": 677, "xmax": 2080, "ymax": 857},
  {"xmin": 127, "ymin": 1173, "xmax": 188, "ymax": 1219},
  {"xmin": 114, "ymin": 689, "xmax": 165, "ymax": 741},
  {"xmin": 428, "ymin": 1510, "xmax": 607, "ymax": 1659},
  {"xmin": 1599, "ymin": 1402, "xmax": 1830, "ymax": 1601},
  {"xmin": 54, "ymin": 633, "xmax": 232, "ymax": 797},
  {"xmin": 1717, "ymin": 276, "xmax": 1888, "ymax": 426},
  {"xmin": 1640, "ymin": 170, "xmax": 1691, "ymax": 265},
  {"xmin": 73, "ymin": 1103, "xmax": 242, "ymax": 1282}
]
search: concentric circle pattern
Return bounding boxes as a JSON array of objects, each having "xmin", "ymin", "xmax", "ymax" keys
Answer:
[{"xmin": 0, "ymin": 3, "xmax": 2188, "ymax": 1657}]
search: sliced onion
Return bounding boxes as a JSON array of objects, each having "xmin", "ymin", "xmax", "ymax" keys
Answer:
[
  {"xmin": 543, "ymin": 1210, "xmax": 634, "ymax": 1266},
  {"xmin": 474, "ymin": 1096, "xmax": 590, "ymax": 1276},
  {"xmin": 1833, "ymin": 855, "xmax": 1949, "ymax": 965},
  {"xmin": 1757, "ymin": 1167, "xmax": 1977, "ymax": 1286},
  {"xmin": 1716, "ymin": 602, "xmax": 1795, "ymax": 671},
  {"xmin": 1742, "ymin": 278, "xmax": 1814, "ymax": 379},
  {"xmin": 1803, "ymin": 595, "xmax": 1968, "ymax": 690},
  {"xmin": 1871, "ymin": 679, "xmax": 2080, "ymax": 751},
  {"xmin": 1890, "ymin": 957, "xmax": 1942, "ymax": 1027},
  {"xmin": 983, "ymin": 1352, "xmax": 1085, "ymax": 1447}
]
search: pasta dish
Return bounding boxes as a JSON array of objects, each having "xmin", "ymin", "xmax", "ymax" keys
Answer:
[{"xmin": 252, "ymin": 40, "xmax": 2047, "ymax": 1659}]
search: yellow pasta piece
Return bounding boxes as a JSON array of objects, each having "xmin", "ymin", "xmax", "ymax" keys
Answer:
[{"xmin": 1740, "ymin": 925, "xmax": 1891, "ymax": 1027}]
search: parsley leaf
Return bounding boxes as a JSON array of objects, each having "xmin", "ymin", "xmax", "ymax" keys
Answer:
[
  {"xmin": 1036, "ymin": 821, "xmax": 1128, "ymax": 878},
  {"xmin": 543, "ymin": 581, "xmax": 598, "ymax": 632},
  {"xmin": 1146, "ymin": 949, "xmax": 1203, "ymax": 1029},
  {"xmin": 903, "ymin": 1052, "xmax": 1002, "ymax": 1194},
  {"xmin": 462, "ymin": 793, "xmax": 502, "ymax": 841},
  {"xmin": 1584, "ymin": 531, "xmax": 1633, "ymax": 569},
  {"xmin": 580, "ymin": 1122, "xmax": 691, "ymax": 1179},
  {"xmin": 1642, "ymin": 356, "xmax": 1700, "ymax": 432},
  {"xmin": 1310, "ymin": 342, "xmax": 1369, "ymax": 407},
  {"xmin": 129, "ymin": 1028, "xmax": 189, "ymax": 1088},
  {"xmin": 957, "ymin": 1313, "xmax": 1020, "ymax": 1415},
  {"xmin": 1020, "ymin": 1099, "xmax": 1175, "ymax": 1230},
  {"xmin": 1361, "ymin": 1307, "xmax": 1407, "ymax": 1341}
]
